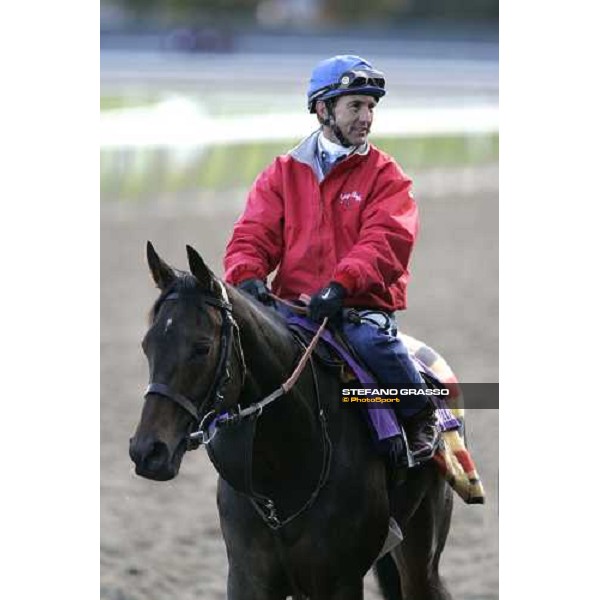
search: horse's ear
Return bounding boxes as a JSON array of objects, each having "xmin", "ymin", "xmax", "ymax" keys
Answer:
[
  {"xmin": 146, "ymin": 241, "xmax": 176, "ymax": 290},
  {"xmin": 186, "ymin": 245, "xmax": 216, "ymax": 292}
]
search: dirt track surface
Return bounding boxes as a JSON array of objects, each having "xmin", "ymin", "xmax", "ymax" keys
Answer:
[{"xmin": 101, "ymin": 173, "xmax": 498, "ymax": 600}]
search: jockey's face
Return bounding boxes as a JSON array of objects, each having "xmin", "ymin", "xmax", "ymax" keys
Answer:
[{"xmin": 317, "ymin": 94, "xmax": 378, "ymax": 146}]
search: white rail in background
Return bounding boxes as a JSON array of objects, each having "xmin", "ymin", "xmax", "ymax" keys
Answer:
[{"xmin": 100, "ymin": 97, "xmax": 498, "ymax": 149}]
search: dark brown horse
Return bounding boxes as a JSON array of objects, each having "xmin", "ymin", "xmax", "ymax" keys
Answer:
[{"xmin": 129, "ymin": 243, "xmax": 453, "ymax": 599}]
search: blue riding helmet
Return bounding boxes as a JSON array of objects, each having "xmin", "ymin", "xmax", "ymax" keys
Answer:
[{"xmin": 307, "ymin": 55, "xmax": 386, "ymax": 113}]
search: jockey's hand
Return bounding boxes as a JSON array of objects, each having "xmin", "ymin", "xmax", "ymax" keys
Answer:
[
  {"xmin": 308, "ymin": 282, "xmax": 347, "ymax": 323},
  {"xmin": 237, "ymin": 278, "xmax": 272, "ymax": 304}
]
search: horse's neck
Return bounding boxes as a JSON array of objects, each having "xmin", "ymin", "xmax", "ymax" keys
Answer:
[
  {"xmin": 228, "ymin": 287, "xmax": 300, "ymax": 399},
  {"xmin": 227, "ymin": 288, "xmax": 332, "ymax": 499},
  {"xmin": 225, "ymin": 287, "xmax": 369, "ymax": 506}
]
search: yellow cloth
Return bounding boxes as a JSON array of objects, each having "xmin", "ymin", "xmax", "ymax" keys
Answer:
[{"xmin": 400, "ymin": 333, "xmax": 486, "ymax": 505}]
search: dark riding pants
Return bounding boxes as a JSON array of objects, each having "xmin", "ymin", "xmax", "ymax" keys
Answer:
[
  {"xmin": 341, "ymin": 309, "xmax": 426, "ymax": 418},
  {"xmin": 274, "ymin": 303, "xmax": 427, "ymax": 418}
]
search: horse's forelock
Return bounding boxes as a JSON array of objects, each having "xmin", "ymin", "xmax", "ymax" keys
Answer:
[
  {"xmin": 179, "ymin": 272, "xmax": 200, "ymax": 290},
  {"xmin": 147, "ymin": 272, "xmax": 211, "ymax": 324}
]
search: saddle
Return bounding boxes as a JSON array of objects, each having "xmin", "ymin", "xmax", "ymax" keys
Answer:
[
  {"xmin": 286, "ymin": 313, "xmax": 426, "ymax": 465},
  {"xmin": 288, "ymin": 318, "xmax": 364, "ymax": 381},
  {"xmin": 290, "ymin": 320, "xmax": 445, "ymax": 389}
]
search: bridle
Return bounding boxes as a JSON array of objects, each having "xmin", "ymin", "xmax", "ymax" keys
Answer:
[
  {"xmin": 144, "ymin": 280, "xmax": 246, "ymax": 440},
  {"xmin": 143, "ymin": 280, "xmax": 332, "ymax": 531}
]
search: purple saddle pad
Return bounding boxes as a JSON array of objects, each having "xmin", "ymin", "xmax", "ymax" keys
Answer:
[{"xmin": 286, "ymin": 315, "xmax": 460, "ymax": 441}]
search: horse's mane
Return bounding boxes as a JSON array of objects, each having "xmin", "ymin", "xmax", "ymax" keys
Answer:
[{"xmin": 226, "ymin": 281, "xmax": 295, "ymax": 342}]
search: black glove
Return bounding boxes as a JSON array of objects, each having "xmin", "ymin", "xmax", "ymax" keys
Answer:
[
  {"xmin": 237, "ymin": 278, "xmax": 271, "ymax": 304},
  {"xmin": 308, "ymin": 282, "xmax": 347, "ymax": 322}
]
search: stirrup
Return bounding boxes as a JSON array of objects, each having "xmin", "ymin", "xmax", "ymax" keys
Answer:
[
  {"xmin": 409, "ymin": 429, "xmax": 441, "ymax": 465},
  {"xmin": 388, "ymin": 427, "xmax": 415, "ymax": 470}
]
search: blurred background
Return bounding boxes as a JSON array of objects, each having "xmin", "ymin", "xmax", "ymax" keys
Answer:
[
  {"xmin": 101, "ymin": 0, "xmax": 498, "ymax": 202},
  {"xmin": 101, "ymin": 2, "xmax": 498, "ymax": 599}
]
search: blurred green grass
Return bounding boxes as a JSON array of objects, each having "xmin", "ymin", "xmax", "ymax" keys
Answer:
[
  {"xmin": 101, "ymin": 133, "xmax": 498, "ymax": 202},
  {"xmin": 100, "ymin": 95, "xmax": 164, "ymax": 111}
]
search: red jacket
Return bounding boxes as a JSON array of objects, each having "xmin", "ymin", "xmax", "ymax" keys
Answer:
[{"xmin": 223, "ymin": 132, "xmax": 419, "ymax": 312}]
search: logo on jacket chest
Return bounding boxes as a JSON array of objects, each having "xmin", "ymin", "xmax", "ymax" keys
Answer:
[{"xmin": 339, "ymin": 191, "xmax": 362, "ymax": 208}]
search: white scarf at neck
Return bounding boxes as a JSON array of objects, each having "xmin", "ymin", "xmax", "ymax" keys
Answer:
[{"xmin": 318, "ymin": 131, "xmax": 355, "ymax": 161}]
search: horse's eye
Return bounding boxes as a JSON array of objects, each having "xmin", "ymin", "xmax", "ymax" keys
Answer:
[{"xmin": 190, "ymin": 344, "xmax": 210, "ymax": 359}]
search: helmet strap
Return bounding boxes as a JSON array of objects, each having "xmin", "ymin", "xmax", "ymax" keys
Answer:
[{"xmin": 324, "ymin": 99, "xmax": 353, "ymax": 148}]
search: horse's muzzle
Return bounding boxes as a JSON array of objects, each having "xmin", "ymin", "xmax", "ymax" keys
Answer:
[{"xmin": 129, "ymin": 435, "xmax": 181, "ymax": 481}]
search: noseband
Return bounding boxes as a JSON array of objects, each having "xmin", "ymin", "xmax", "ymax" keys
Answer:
[{"xmin": 144, "ymin": 281, "xmax": 246, "ymax": 436}]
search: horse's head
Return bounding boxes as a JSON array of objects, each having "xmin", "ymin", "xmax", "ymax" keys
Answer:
[{"xmin": 129, "ymin": 242, "xmax": 245, "ymax": 481}]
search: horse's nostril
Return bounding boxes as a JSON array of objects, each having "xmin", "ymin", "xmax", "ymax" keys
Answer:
[
  {"xmin": 145, "ymin": 441, "xmax": 169, "ymax": 470},
  {"xmin": 130, "ymin": 436, "xmax": 180, "ymax": 480},
  {"xmin": 129, "ymin": 437, "xmax": 168, "ymax": 467}
]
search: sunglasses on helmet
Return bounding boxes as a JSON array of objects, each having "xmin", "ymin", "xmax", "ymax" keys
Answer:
[
  {"xmin": 310, "ymin": 69, "xmax": 386, "ymax": 103},
  {"xmin": 336, "ymin": 69, "xmax": 386, "ymax": 91}
]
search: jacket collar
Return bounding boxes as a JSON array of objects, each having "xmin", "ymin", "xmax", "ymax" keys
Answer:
[{"xmin": 288, "ymin": 129, "xmax": 370, "ymax": 183}]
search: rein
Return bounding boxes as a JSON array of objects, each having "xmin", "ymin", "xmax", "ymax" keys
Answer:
[
  {"xmin": 188, "ymin": 316, "xmax": 328, "ymax": 445},
  {"xmin": 249, "ymin": 342, "xmax": 333, "ymax": 531}
]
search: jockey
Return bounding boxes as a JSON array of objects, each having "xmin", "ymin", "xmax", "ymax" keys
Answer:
[{"xmin": 223, "ymin": 55, "xmax": 439, "ymax": 464}]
